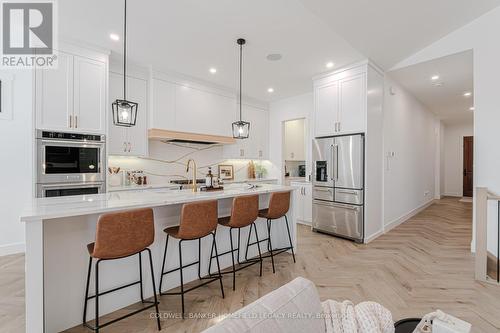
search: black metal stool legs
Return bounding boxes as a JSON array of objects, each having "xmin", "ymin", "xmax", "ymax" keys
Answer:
[
  {"xmin": 211, "ymin": 231, "xmax": 225, "ymax": 298},
  {"xmin": 83, "ymin": 256, "xmax": 92, "ymax": 326},
  {"xmin": 146, "ymin": 248, "xmax": 162, "ymax": 331},
  {"xmin": 83, "ymin": 250, "xmax": 161, "ymax": 332},
  {"xmin": 159, "ymin": 232, "xmax": 224, "ymax": 319},
  {"xmin": 284, "ymin": 215, "xmax": 296, "ymax": 263},
  {"xmin": 266, "ymin": 219, "xmax": 276, "ymax": 274}
]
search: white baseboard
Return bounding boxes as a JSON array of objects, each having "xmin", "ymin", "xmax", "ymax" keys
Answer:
[
  {"xmin": 0, "ymin": 242, "xmax": 25, "ymax": 256},
  {"xmin": 443, "ymin": 192, "xmax": 462, "ymax": 198},
  {"xmin": 364, "ymin": 229, "xmax": 384, "ymax": 243},
  {"xmin": 384, "ymin": 199, "xmax": 436, "ymax": 233},
  {"xmin": 296, "ymin": 220, "xmax": 312, "ymax": 227},
  {"xmin": 364, "ymin": 199, "xmax": 436, "ymax": 244}
]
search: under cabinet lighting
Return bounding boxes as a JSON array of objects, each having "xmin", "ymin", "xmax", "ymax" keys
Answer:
[
  {"xmin": 109, "ymin": 33, "xmax": 120, "ymax": 41},
  {"xmin": 267, "ymin": 87, "xmax": 274, "ymax": 93},
  {"xmin": 431, "ymin": 75, "xmax": 440, "ymax": 81},
  {"xmin": 209, "ymin": 68, "xmax": 217, "ymax": 74},
  {"xmin": 463, "ymin": 91, "xmax": 472, "ymax": 97},
  {"xmin": 326, "ymin": 62, "xmax": 334, "ymax": 69}
]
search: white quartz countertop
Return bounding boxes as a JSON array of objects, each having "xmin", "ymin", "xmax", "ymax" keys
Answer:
[
  {"xmin": 107, "ymin": 183, "xmax": 180, "ymax": 192},
  {"xmin": 20, "ymin": 184, "xmax": 294, "ymax": 222}
]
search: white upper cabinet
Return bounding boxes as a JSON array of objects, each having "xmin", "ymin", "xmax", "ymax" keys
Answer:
[
  {"xmin": 314, "ymin": 81, "xmax": 339, "ymax": 137},
  {"xmin": 73, "ymin": 57, "xmax": 106, "ymax": 133},
  {"xmin": 35, "ymin": 48, "xmax": 108, "ymax": 134},
  {"xmin": 313, "ymin": 64, "xmax": 367, "ymax": 137},
  {"xmin": 151, "ymin": 79, "xmax": 175, "ymax": 130},
  {"xmin": 108, "ymin": 72, "xmax": 148, "ymax": 156},
  {"xmin": 284, "ymin": 118, "xmax": 305, "ymax": 161},
  {"xmin": 339, "ymin": 73, "xmax": 366, "ymax": 134},
  {"xmin": 35, "ymin": 51, "xmax": 74, "ymax": 131},
  {"xmin": 223, "ymin": 104, "xmax": 268, "ymax": 160},
  {"xmin": 150, "ymin": 78, "xmax": 234, "ymax": 137}
]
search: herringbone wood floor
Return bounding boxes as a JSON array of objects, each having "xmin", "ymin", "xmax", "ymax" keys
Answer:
[{"xmin": 2, "ymin": 197, "xmax": 500, "ymax": 332}]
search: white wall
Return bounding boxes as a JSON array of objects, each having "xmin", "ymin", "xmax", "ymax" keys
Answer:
[
  {"xmin": 442, "ymin": 122, "xmax": 473, "ymax": 197},
  {"xmin": 393, "ymin": 6, "xmax": 500, "ymax": 251},
  {"xmin": 108, "ymin": 141, "xmax": 274, "ymax": 185},
  {"xmin": 0, "ymin": 70, "xmax": 34, "ymax": 255},
  {"xmin": 268, "ymin": 93, "xmax": 313, "ymax": 183},
  {"xmin": 383, "ymin": 77, "xmax": 438, "ymax": 230}
]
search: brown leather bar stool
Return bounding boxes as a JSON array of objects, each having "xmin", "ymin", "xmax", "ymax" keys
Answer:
[
  {"xmin": 83, "ymin": 208, "xmax": 161, "ymax": 332},
  {"xmin": 208, "ymin": 195, "xmax": 263, "ymax": 291},
  {"xmin": 250, "ymin": 191, "xmax": 296, "ymax": 274},
  {"xmin": 158, "ymin": 200, "xmax": 224, "ymax": 318}
]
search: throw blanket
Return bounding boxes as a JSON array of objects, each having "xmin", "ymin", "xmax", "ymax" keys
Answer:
[{"xmin": 322, "ymin": 300, "xmax": 394, "ymax": 333}]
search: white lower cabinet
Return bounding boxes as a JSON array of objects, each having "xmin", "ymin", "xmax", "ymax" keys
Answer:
[
  {"xmin": 291, "ymin": 182, "xmax": 312, "ymax": 225},
  {"xmin": 108, "ymin": 72, "xmax": 148, "ymax": 156}
]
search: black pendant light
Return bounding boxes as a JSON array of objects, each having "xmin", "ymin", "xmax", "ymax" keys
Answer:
[
  {"xmin": 112, "ymin": 0, "xmax": 138, "ymax": 127},
  {"xmin": 232, "ymin": 38, "xmax": 250, "ymax": 139}
]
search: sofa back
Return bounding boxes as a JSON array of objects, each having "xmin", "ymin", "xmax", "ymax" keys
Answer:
[{"xmin": 203, "ymin": 277, "xmax": 326, "ymax": 333}]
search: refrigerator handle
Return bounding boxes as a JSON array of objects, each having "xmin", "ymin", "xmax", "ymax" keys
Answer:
[
  {"xmin": 330, "ymin": 144, "xmax": 335, "ymax": 181},
  {"xmin": 332, "ymin": 144, "xmax": 339, "ymax": 181}
]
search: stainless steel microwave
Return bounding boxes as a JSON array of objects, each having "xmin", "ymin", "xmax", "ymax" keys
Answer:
[{"xmin": 36, "ymin": 130, "xmax": 106, "ymax": 184}]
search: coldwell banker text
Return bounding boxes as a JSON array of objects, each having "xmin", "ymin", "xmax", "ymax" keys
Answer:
[{"xmin": 1, "ymin": 0, "xmax": 58, "ymax": 68}]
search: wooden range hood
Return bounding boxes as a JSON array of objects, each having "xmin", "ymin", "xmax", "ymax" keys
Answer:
[{"xmin": 148, "ymin": 128, "xmax": 236, "ymax": 145}]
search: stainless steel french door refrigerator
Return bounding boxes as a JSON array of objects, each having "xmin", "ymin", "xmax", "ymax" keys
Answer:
[{"xmin": 312, "ymin": 134, "xmax": 364, "ymax": 243}]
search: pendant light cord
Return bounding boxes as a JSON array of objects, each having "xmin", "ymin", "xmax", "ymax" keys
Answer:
[
  {"xmin": 239, "ymin": 41, "xmax": 242, "ymax": 121},
  {"xmin": 123, "ymin": 0, "xmax": 127, "ymax": 100}
]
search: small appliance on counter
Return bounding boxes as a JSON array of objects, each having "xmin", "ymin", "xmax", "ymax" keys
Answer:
[
  {"xmin": 298, "ymin": 164, "xmax": 306, "ymax": 177},
  {"xmin": 36, "ymin": 130, "xmax": 106, "ymax": 197}
]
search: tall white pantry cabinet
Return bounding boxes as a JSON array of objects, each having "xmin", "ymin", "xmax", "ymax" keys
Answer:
[{"xmin": 312, "ymin": 60, "xmax": 384, "ymax": 242}]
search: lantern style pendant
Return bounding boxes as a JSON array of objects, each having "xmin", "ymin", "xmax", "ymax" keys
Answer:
[
  {"xmin": 232, "ymin": 38, "xmax": 250, "ymax": 139},
  {"xmin": 112, "ymin": 0, "xmax": 138, "ymax": 127}
]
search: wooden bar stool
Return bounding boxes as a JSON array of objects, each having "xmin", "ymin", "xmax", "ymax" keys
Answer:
[
  {"xmin": 158, "ymin": 200, "xmax": 224, "ymax": 318},
  {"xmin": 250, "ymin": 191, "xmax": 295, "ymax": 274},
  {"xmin": 208, "ymin": 195, "xmax": 263, "ymax": 291},
  {"xmin": 83, "ymin": 208, "xmax": 161, "ymax": 332}
]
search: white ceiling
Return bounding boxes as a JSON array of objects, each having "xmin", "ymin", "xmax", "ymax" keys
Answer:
[
  {"xmin": 299, "ymin": 0, "xmax": 500, "ymax": 70},
  {"xmin": 59, "ymin": 0, "xmax": 499, "ymax": 103},
  {"xmin": 59, "ymin": 0, "xmax": 364, "ymax": 102},
  {"xmin": 388, "ymin": 50, "xmax": 473, "ymax": 125}
]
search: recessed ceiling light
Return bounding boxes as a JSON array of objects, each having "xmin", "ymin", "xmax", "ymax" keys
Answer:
[
  {"xmin": 326, "ymin": 62, "xmax": 334, "ymax": 69},
  {"xmin": 469, "ymin": 106, "xmax": 475, "ymax": 111},
  {"xmin": 463, "ymin": 91, "xmax": 472, "ymax": 97},
  {"xmin": 431, "ymin": 75, "xmax": 440, "ymax": 81},
  {"xmin": 209, "ymin": 67, "xmax": 217, "ymax": 74},
  {"xmin": 267, "ymin": 88, "xmax": 274, "ymax": 93},
  {"xmin": 266, "ymin": 54, "xmax": 282, "ymax": 61},
  {"xmin": 109, "ymin": 33, "xmax": 120, "ymax": 41}
]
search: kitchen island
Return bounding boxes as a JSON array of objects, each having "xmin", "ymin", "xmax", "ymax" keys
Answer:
[{"xmin": 20, "ymin": 184, "xmax": 296, "ymax": 333}]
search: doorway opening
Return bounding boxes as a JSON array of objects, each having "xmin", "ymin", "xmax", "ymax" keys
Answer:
[
  {"xmin": 462, "ymin": 136, "xmax": 473, "ymax": 198},
  {"xmin": 282, "ymin": 118, "xmax": 306, "ymax": 185}
]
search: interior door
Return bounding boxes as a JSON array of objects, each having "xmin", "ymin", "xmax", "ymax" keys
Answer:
[{"xmin": 463, "ymin": 136, "xmax": 473, "ymax": 197}]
